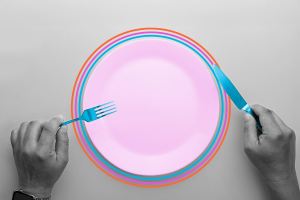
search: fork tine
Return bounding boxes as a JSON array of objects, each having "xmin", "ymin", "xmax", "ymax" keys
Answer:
[
  {"xmin": 93, "ymin": 101, "xmax": 114, "ymax": 110},
  {"xmin": 96, "ymin": 107, "xmax": 116, "ymax": 116},
  {"xmin": 95, "ymin": 104, "xmax": 115, "ymax": 113},
  {"xmin": 97, "ymin": 110, "xmax": 117, "ymax": 119}
]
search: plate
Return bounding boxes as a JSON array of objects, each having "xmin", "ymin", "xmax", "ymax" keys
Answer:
[{"xmin": 71, "ymin": 28, "xmax": 231, "ymax": 187}]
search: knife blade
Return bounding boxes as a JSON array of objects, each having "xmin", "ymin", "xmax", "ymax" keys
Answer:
[{"xmin": 212, "ymin": 64, "xmax": 262, "ymax": 132}]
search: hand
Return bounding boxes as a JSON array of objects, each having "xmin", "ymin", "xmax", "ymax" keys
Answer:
[
  {"xmin": 243, "ymin": 104, "xmax": 300, "ymax": 200},
  {"xmin": 10, "ymin": 116, "xmax": 69, "ymax": 198}
]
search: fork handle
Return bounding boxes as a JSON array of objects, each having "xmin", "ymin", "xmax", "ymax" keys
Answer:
[{"xmin": 60, "ymin": 118, "xmax": 81, "ymax": 127}]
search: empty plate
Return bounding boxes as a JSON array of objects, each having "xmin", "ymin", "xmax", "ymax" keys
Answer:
[{"xmin": 71, "ymin": 28, "xmax": 231, "ymax": 187}]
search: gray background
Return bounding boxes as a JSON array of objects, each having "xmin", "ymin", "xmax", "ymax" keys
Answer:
[{"xmin": 0, "ymin": 0, "xmax": 299, "ymax": 199}]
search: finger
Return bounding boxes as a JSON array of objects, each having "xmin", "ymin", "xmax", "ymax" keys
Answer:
[
  {"xmin": 271, "ymin": 111, "xmax": 290, "ymax": 132},
  {"xmin": 55, "ymin": 125, "xmax": 69, "ymax": 165},
  {"xmin": 24, "ymin": 120, "xmax": 43, "ymax": 147},
  {"xmin": 10, "ymin": 128, "xmax": 18, "ymax": 148},
  {"xmin": 251, "ymin": 105, "xmax": 281, "ymax": 135},
  {"xmin": 243, "ymin": 113, "xmax": 259, "ymax": 147},
  {"xmin": 39, "ymin": 116, "xmax": 63, "ymax": 151},
  {"xmin": 18, "ymin": 122, "xmax": 29, "ymax": 147}
]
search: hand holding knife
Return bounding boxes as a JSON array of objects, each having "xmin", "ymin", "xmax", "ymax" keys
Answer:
[{"xmin": 212, "ymin": 64, "xmax": 262, "ymax": 132}]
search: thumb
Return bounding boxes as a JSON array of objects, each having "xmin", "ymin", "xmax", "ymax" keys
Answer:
[
  {"xmin": 243, "ymin": 113, "xmax": 258, "ymax": 147},
  {"xmin": 55, "ymin": 125, "xmax": 69, "ymax": 165}
]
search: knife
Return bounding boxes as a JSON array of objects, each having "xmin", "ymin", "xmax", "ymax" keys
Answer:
[{"xmin": 212, "ymin": 64, "xmax": 262, "ymax": 132}]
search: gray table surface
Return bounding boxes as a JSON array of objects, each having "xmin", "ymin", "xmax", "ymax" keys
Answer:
[{"xmin": 1, "ymin": 0, "xmax": 299, "ymax": 199}]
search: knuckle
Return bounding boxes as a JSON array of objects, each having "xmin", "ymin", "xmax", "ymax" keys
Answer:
[
  {"xmin": 28, "ymin": 120, "xmax": 36, "ymax": 125},
  {"xmin": 20, "ymin": 121, "xmax": 28, "ymax": 128},
  {"xmin": 29, "ymin": 120, "xmax": 40, "ymax": 127},
  {"xmin": 20, "ymin": 122, "xmax": 29, "ymax": 133},
  {"xmin": 11, "ymin": 129, "xmax": 17, "ymax": 135},
  {"xmin": 43, "ymin": 123, "xmax": 56, "ymax": 133},
  {"xmin": 252, "ymin": 104, "xmax": 260, "ymax": 110},
  {"xmin": 285, "ymin": 128, "xmax": 295, "ymax": 139},
  {"xmin": 268, "ymin": 109, "xmax": 273, "ymax": 115},
  {"xmin": 264, "ymin": 108, "xmax": 273, "ymax": 115}
]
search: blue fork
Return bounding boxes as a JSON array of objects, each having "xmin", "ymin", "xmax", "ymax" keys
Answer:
[{"xmin": 60, "ymin": 101, "xmax": 117, "ymax": 126}]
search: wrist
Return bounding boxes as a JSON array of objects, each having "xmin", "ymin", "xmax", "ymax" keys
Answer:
[
  {"xmin": 264, "ymin": 169, "xmax": 299, "ymax": 186},
  {"xmin": 19, "ymin": 186, "xmax": 52, "ymax": 199},
  {"xmin": 265, "ymin": 172, "xmax": 300, "ymax": 200}
]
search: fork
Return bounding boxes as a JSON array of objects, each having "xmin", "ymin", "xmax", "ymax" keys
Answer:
[{"xmin": 60, "ymin": 101, "xmax": 117, "ymax": 126}]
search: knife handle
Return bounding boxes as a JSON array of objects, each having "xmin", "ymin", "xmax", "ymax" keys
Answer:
[
  {"xmin": 243, "ymin": 105, "xmax": 262, "ymax": 133},
  {"xmin": 249, "ymin": 110, "xmax": 263, "ymax": 133}
]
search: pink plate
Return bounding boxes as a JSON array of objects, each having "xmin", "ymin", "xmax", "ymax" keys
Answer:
[{"xmin": 82, "ymin": 37, "xmax": 220, "ymax": 176}]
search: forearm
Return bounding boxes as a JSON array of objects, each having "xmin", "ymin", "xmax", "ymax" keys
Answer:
[{"xmin": 265, "ymin": 172, "xmax": 300, "ymax": 200}]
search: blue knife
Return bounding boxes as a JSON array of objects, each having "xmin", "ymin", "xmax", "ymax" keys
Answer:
[{"xmin": 212, "ymin": 64, "xmax": 262, "ymax": 132}]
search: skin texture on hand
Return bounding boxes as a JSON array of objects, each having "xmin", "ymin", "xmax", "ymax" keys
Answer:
[
  {"xmin": 10, "ymin": 116, "xmax": 69, "ymax": 198},
  {"xmin": 244, "ymin": 105, "xmax": 300, "ymax": 200}
]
